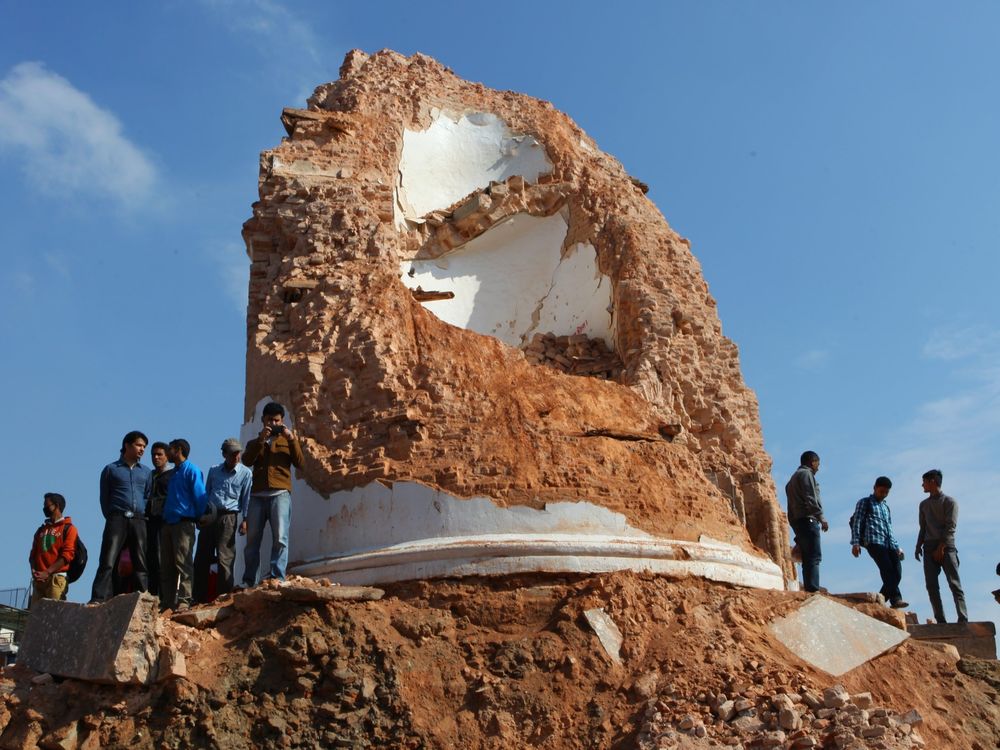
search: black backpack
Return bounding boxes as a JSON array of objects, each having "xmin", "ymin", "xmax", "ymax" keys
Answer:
[
  {"xmin": 848, "ymin": 498, "xmax": 871, "ymax": 539},
  {"xmin": 67, "ymin": 530, "xmax": 88, "ymax": 584}
]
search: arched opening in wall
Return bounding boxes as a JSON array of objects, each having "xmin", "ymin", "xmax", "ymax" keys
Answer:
[{"xmin": 400, "ymin": 212, "xmax": 621, "ymax": 377}]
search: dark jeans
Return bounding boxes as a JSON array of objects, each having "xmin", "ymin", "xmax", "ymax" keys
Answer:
[
  {"xmin": 866, "ymin": 544, "xmax": 903, "ymax": 604},
  {"xmin": 193, "ymin": 512, "xmax": 238, "ymax": 603},
  {"xmin": 922, "ymin": 543, "xmax": 968, "ymax": 623},
  {"xmin": 791, "ymin": 517, "xmax": 822, "ymax": 592},
  {"xmin": 90, "ymin": 514, "xmax": 148, "ymax": 602}
]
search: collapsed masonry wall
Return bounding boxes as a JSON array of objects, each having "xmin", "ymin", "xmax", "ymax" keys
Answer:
[{"xmin": 242, "ymin": 49, "xmax": 792, "ymax": 580}]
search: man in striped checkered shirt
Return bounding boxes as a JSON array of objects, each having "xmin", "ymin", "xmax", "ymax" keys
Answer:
[{"xmin": 850, "ymin": 476, "xmax": 908, "ymax": 609}]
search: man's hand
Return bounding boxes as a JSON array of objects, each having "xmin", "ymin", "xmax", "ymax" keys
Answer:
[
  {"xmin": 897, "ymin": 548, "xmax": 905, "ymax": 561},
  {"xmin": 914, "ymin": 546, "xmax": 922, "ymax": 561},
  {"xmin": 283, "ymin": 428, "xmax": 296, "ymax": 441},
  {"xmin": 851, "ymin": 544, "xmax": 861, "ymax": 558},
  {"xmin": 239, "ymin": 520, "xmax": 247, "ymax": 536},
  {"xmin": 259, "ymin": 425, "xmax": 272, "ymax": 441},
  {"xmin": 820, "ymin": 519, "xmax": 829, "ymax": 533},
  {"xmin": 31, "ymin": 569, "xmax": 48, "ymax": 582}
]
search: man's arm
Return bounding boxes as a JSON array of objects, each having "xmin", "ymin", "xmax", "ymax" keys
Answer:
[
  {"xmin": 192, "ymin": 467, "xmax": 208, "ymax": 518},
  {"xmin": 915, "ymin": 503, "xmax": 925, "ymax": 559},
  {"xmin": 99, "ymin": 465, "xmax": 112, "ymax": 518},
  {"xmin": 795, "ymin": 471, "xmax": 826, "ymax": 526},
  {"xmin": 242, "ymin": 438, "xmax": 262, "ymax": 466},
  {"xmin": 288, "ymin": 432, "xmax": 305, "ymax": 469},
  {"xmin": 238, "ymin": 469, "xmax": 252, "ymax": 518},
  {"xmin": 850, "ymin": 498, "xmax": 865, "ymax": 556},
  {"xmin": 944, "ymin": 496, "xmax": 958, "ymax": 539}
]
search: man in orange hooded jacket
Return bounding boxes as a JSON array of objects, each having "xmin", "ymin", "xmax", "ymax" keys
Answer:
[{"xmin": 29, "ymin": 493, "xmax": 78, "ymax": 606}]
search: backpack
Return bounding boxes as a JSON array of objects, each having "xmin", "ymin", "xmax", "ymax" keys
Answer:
[{"xmin": 67, "ymin": 531, "xmax": 88, "ymax": 584}]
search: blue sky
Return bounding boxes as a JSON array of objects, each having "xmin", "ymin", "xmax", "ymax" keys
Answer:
[{"xmin": 1, "ymin": 2, "xmax": 997, "ymax": 623}]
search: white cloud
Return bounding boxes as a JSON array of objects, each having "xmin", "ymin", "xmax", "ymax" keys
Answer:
[
  {"xmin": 209, "ymin": 240, "xmax": 250, "ymax": 316},
  {"xmin": 0, "ymin": 62, "xmax": 158, "ymax": 207},
  {"xmin": 873, "ymin": 327, "xmax": 1000, "ymax": 622},
  {"xmin": 793, "ymin": 348, "xmax": 829, "ymax": 370}
]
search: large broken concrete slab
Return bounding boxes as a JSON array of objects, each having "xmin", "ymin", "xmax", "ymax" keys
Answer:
[
  {"xmin": 907, "ymin": 621, "xmax": 997, "ymax": 660},
  {"xmin": 19, "ymin": 593, "xmax": 160, "ymax": 684},
  {"xmin": 768, "ymin": 595, "xmax": 909, "ymax": 676}
]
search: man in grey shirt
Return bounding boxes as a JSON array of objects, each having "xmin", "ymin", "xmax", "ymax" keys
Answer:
[
  {"xmin": 915, "ymin": 468, "xmax": 968, "ymax": 623},
  {"xmin": 785, "ymin": 450, "xmax": 828, "ymax": 593}
]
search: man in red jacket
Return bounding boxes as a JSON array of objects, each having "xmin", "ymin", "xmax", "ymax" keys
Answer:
[{"xmin": 29, "ymin": 493, "xmax": 78, "ymax": 606}]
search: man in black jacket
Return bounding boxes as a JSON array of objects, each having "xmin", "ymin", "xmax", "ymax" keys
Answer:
[{"xmin": 785, "ymin": 450, "xmax": 828, "ymax": 593}]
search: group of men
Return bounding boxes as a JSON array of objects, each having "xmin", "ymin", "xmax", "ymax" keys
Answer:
[
  {"xmin": 786, "ymin": 450, "xmax": 969, "ymax": 623},
  {"xmin": 28, "ymin": 402, "xmax": 304, "ymax": 611}
]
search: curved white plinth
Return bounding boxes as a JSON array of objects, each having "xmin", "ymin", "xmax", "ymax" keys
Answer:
[{"xmin": 291, "ymin": 533, "xmax": 785, "ymax": 590}]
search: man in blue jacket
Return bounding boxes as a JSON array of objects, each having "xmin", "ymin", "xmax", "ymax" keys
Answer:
[
  {"xmin": 90, "ymin": 431, "xmax": 152, "ymax": 604},
  {"xmin": 160, "ymin": 438, "xmax": 206, "ymax": 611}
]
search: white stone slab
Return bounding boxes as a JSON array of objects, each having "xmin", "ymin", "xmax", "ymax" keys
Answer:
[
  {"xmin": 396, "ymin": 111, "xmax": 550, "ymax": 223},
  {"xmin": 400, "ymin": 214, "xmax": 613, "ymax": 348},
  {"xmin": 768, "ymin": 595, "xmax": 909, "ymax": 676},
  {"xmin": 584, "ymin": 608, "xmax": 623, "ymax": 664}
]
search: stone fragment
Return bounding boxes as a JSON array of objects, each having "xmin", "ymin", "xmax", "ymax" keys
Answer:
[
  {"xmin": 19, "ymin": 593, "xmax": 160, "ymax": 684},
  {"xmin": 850, "ymin": 692, "xmax": 873, "ymax": 709},
  {"xmin": 823, "ymin": 685, "xmax": 850, "ymax": 708},
  {"xmin": 171, "ymin": 603, "xmax": 234, "ymax": 628},
  {"xmin": 715, "ymin": 699, "xmax": 736, "ymax": 721},
  {"xmin": 768, "ymin": 596, "xmax": 909, "ymax": 676},
  {"xmin": 583, "ymin": 608, "xmax": 623, "ymax": 665}
]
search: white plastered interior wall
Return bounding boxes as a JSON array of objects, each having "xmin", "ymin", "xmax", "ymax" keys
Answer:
[
  {"xmin": 237, "ymin": 397, "xmax": 785, "ymax": 591},
  {"xmin": 400, "ymin": 213, "xmax": 614, "ymax": 348},
  {"xmin": 394, "ymin": 111, "xmax": 551, "ymax": 227}
]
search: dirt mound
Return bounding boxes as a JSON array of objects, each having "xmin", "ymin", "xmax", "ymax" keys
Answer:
[{"xmin": 1, "ymin": 574, "xmax": 996, "ymax": 749}]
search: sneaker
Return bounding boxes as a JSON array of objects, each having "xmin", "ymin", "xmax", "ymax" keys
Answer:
[{"xmin": 890, "ymin": 600, "xmax": 909, "ymax": 609}]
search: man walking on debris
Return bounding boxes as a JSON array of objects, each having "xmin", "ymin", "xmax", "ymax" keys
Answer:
[
  {"xmin": 90, "ymin": 431, "xmax": 152, "ymax": 603},
  {"xmin": 29, "ymin": 493, "xmax": 79, "ymax": 606},
  {"xmin": 850, "ymin": 476, "xmax": 908, "ymax": 609},
  {"xmin": 145, "ymin": 441, "xmax": 174, "ymax": 605},
  {"xmin": 242, "ymin": 401, "xmax": 304, "ymax": 587},
  {"xmin": 785, "ymin": 451, "xmax": 828, "ymax": 593},
  {"xmin": 160, "ymin": 439, "xmax": 206, "ymax": 611},
  {"xmin": 193, "ymin": 438, "xmax": 252, "ymax": 603},
  {"xmin": 915, "ymin": 469, "xmax": 968, "ymax": 623}
]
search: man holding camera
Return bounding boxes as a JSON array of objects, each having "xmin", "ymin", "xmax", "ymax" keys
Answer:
[{"xmin": 241, "ymin": 402, "xmax": 304, "ymax": 587}]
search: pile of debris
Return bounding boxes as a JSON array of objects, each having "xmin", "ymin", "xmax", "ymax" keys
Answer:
[
  {"xmin": 0, "ymin": 574, "xmax": 997, "ymax": 749},
  {"xmin": 523, "ymin": 332, "xmax": 624, "ymax": 380}
]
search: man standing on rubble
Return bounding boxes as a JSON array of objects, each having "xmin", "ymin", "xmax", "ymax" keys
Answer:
[
  {"xmin": 161, "ymin": 439, "xmax": 207, "ymax": 611},
  {"xmin": 193, "ymin": 438, "xmax": 252, "ymax": 602},
  {"xmin": 241, "ymin": 402, "xmax": 304, "ymax": 587},
  {"xmin": 915, "ymin": 469, "xmax": 968, "ymax": 623},
  {"xmin": 90, "ymin": 431, "xmax": 152, "ymax": 603},
  {"xmin": 850, "ymin": 476, "xmax": 908, "ymax": 609},
  {"xmin": 29, "ymin": 493, "xmax": 78, "ymax": 606},
  {"xmin": 785, "ymin": 451, "xmax": 828, "ymax": 593}
]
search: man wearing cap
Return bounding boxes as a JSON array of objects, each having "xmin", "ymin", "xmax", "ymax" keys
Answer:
[{"xmin": 193, "ymin": 438, "xmax": 253, "ymax": 603}]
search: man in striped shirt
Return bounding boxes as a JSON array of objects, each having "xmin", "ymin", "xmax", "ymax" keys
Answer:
[{"xmin": 850, "ymin": 476, "xmax": 908, "ymax": 609}]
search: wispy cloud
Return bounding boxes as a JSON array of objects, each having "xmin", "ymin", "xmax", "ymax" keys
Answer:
[
  {"xmin": 209, "ymin": 240, "xmax": 250, "ymax": 316},
  {"xmin": 199, "ymin": 0, "xmax": 338, "ymax": 103},
  {"xmin": 0, "ymin": 62, "xmax": 158, "ymax": 207},
  {"xmin": 793, "ymin": 348, "xmax": 829, "ymax": 370},
  {"xmin": 874, "ymin": 325, "xmax": 1000, "ymax": 622}
]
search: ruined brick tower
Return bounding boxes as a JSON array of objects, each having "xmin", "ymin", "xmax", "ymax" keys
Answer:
[{"xmin": 239, "ymin": 49, "xmax": 792, "ymax": 589}]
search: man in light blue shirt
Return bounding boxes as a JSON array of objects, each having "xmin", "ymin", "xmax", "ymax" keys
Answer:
[
  {"xmin": 161, "ymin": 438, "xmax": 206, "ymax": 611},
  {"xmin": 193, "ymin": 438, "xmax": 252, "ymax": 602}
]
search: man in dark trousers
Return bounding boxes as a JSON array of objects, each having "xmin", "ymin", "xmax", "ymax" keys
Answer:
[
  {"xmin": 785, "ymin": 450, "xmax": 828, "ymax": 593},
  {"xmin": 241, "ymin": 402, "xmax": 304, "ymax": 587},
  {"xmin": 145, "ymin": 441, "xmax": 174, "ymax": 604},
  {"xmin": 90, "ymin": 431, "xmax": 152, "ymax": 603},
  {"xmin": 915, "ymin": 469, "xmax": 968, "ymax": 623},
  {"xmin": 850, "ymin": 476, "xmax": 908, "ymax": 609},
  {"xmin": 193, "ymin": 438, "xmax": 252, "ymax": 603},
  {"xmin": 160, "ymin": 439, "xmax": 206, "ymax": 612}
]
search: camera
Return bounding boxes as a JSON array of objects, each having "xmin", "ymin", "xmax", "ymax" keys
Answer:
[{"xmin": 269, "ymin": 424, "xmax": 286, "ymax": 437}]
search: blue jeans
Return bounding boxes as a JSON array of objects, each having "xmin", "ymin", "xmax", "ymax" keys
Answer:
[
  {"xmin": 791, "ymin": 517, "xmax": 822, "ymax": 592},
  {"xmin": 243, "ymin": 492, "xmax": 291, "ymax": 586}
]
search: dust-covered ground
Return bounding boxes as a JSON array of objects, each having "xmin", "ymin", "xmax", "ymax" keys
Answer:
[{"xmin": 0, "ymin": 573, "xmax": 997, "ymax": 749}]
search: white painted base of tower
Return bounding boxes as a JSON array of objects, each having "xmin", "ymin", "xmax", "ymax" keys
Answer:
[{"xmin": 291, "ymin": 533, "xmax": 785, "ymax": 590}]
